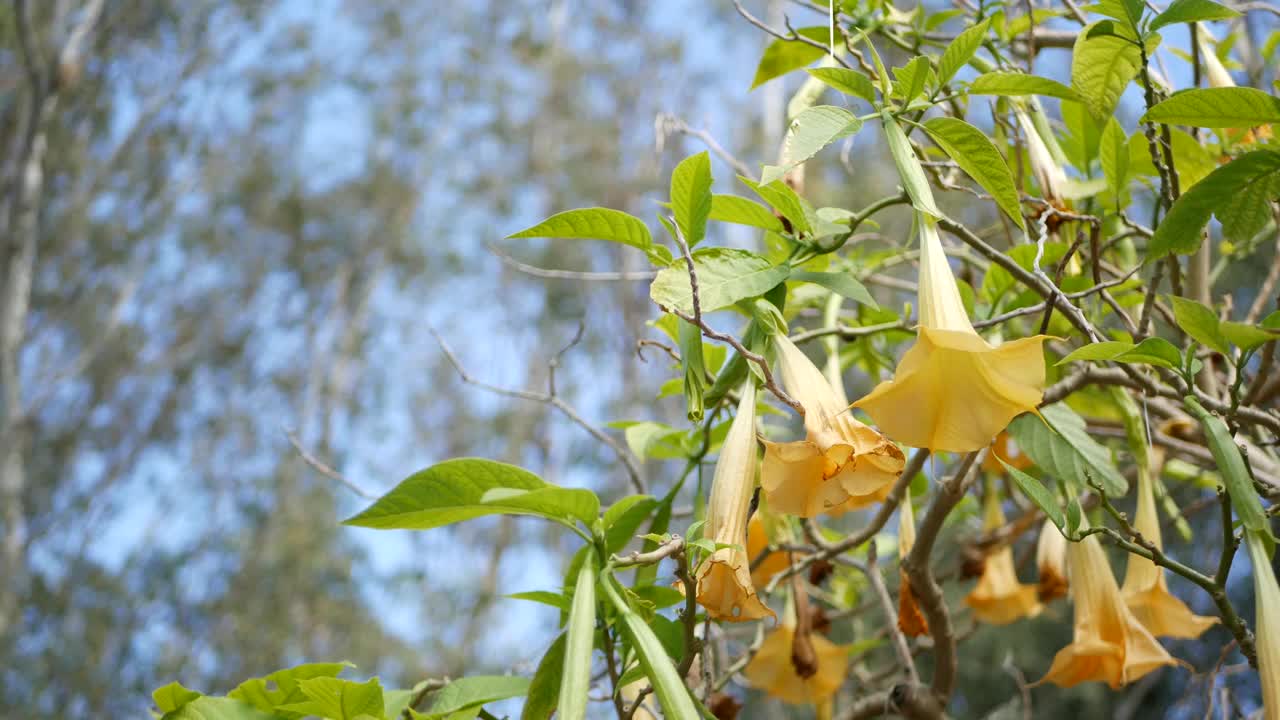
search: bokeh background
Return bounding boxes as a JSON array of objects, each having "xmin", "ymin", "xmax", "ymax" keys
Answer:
[{"xmin": 1, "ymin": 1, "xmax": 1276, "ymax": 718}]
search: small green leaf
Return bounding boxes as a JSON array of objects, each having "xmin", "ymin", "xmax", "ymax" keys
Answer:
[
  {"xmin": 520, "ymin": 634, "xmax": 567, "ymax": 720},
  {"xmin": 789, "ymin": 270, "xmax": 877, "ymax": 308},
  {"xmin": 1098, "ymin": 117, "xmax": 1129, "ymax": 204},
  {"xmin": 420, "ymin": 676, "xmax": 531, "ymax": 719},
  {"xmin": 229, "ymin": 662, "xmax": 354, "ymax": 715},
  {"xmin": 506, "ymin": 591, "xmax": 570, "ymax": 611},
  {"xmin": 508, "ymin": 208, "xmax": 651, "ymax": 251},
  {"xmin": 670, "ymin": 152, "xmax": 713, "ymax": 247},
  {"xmin": 738, "ymin": 176, "xmax": 812, "ymax": 234},
  {"xmin": 892, "ymin": 56, "xmax": 930, "ymax": 103},
  {"xmin": 1008, "ymin": 404, "xmax": 1128, "ymax": 496},
  {"xmin": 751, "ymin": 27, "xmax": 831, "ymax": 89},
  {"xmin": 154, "ymin": 682, "xmax": 203, "ymax": 713},
  {"xmin": 1149, "ymin": 150, "xmax": 1280, "ymax": 257},
  {"xmin": 804, "ymin": 67, "xmax": 877, "ymax": 103},
  {"xmin": 883, "ymin": 111, "xmax": 940, "ymax": 218},
  {"xmin": 1057, "ymin": 340, "xmax": 1135, "ymax": 365},
  {"xmin": 1143, "ymin": 87, "xmax": 1280, "ymax": 128},
  {"xmin": 160, "ymin": 697, "xmax": 277, "ymax": 720},
  {"xmin": 275, "ymin": 677, "xmax": 384, "ymax": 720},
  {"xmin": 709, "ymin": 194, "xmax": 784, "ymax": 232},
  {"xmin": 649, "ymin": 247, "xmax": 791, "ymax": 315},
  {"xmin": 968, "ymin": 71, "xmax": 1081, "ymax": 101},
  {"xmin": 1221, "ymin": 321, "xmax": 1280, "ymax": 351},
  {"xmin": 937, "ymin": 18, "xmax": 991, "ymax": 86},
  {"xmin": 1149, "ymin": 0, "xmax": 1240, "ymax": 32},
  {"xmin": 603, "ymin": 495, "xmax": 659, "ymax": 553},
  {"xmin": 921, "ymin": 116, "xmax": 1025, "ymax": 230},
  {"xmin": 344, "ymin": 459, "xmax": 549, "ymax": 531},
  {"xmin": 1170, "ymin": 296, "xmax": 1230, "ymax": 354},
  {"xmin": 1114, "ymin": 337, "xmax": 1183, "ymax": 369},
  {"xmin": 1003, "ymin": 460, "xmax": 1065, "ymax": 531},
  {"xmin": 1072, "ymin": 24, "xmax": 1146, "ymax": 118},
  {"xmin": 763, "ymin": 106, "xmax": 863, "ymax": 185},
  {"xmin": 1185, "ymin": 397, "xmax": 1274, "ymax": 540}
]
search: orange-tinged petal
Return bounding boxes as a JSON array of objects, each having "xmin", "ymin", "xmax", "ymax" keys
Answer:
[
  {"xmin": 743, "ymin": 624, "xmax": 848, "ymax": 705},
  {"xmin": 965, "ymin": 546, "xmax": 1043, "ymax": 625},
  {"xmin": 694, "ymin": 548, "xmax": 774, "ymax": 622},
  {"xmin": 983, "ymin": 431, "xmax": 1035, "ymax": 473},
  {"xmin": 760, "ymin": 439, "xmax": 851, "ymax": 517},
  {"xmin": 1036, "ymin": 518, "xmax": 1070, "ymax": 603},
  {"xmin": 747, "ymin": 514, "xmax": 792, "ymax": 590}
]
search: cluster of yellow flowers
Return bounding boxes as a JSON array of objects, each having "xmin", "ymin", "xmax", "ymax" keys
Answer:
[{"xmin": 681, "ymin": 206, "xmax": 1278, "ymax": 712}]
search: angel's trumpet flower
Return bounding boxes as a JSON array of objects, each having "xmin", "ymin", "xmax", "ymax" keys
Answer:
[
  {"xmin": 1014, "ymin": 106, "xmax": 1069, "ymax": 209},
  {"xmin": 1246, "ymin": 531, "xmax": 1280, "ymax": 720},
  {"xmin": 760, "ymin": 334, "xmax": 904, "ymax": 517},
  {"xmin": 744, "ymin": 602, "xmax": 847, "ymax": 705},
  {"xmin": 746, "ymin": 513, "xmax": 792, "ymax": 590},
  {"xmin": 1037, "ymin": 518, "xmax": 1070, "ymax": 603},
  {"xmin": 965, "ymin": 492, "xmax": 1042, "ymax": 624},
  {"xmin": 897, "ymin": 498, "xmax": 929, "ymax": 636},
  {"xmin": 854, "ymin": 216, "xmax": 1048, "ymax": 452},
  {"xmin": 692, "ymin": 385, "xmax": 773, "ymax": 622}
]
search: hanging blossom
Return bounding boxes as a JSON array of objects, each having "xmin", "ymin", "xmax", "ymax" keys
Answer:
[
  {"xmin": 1037, "ymin": 531, "xmax": 1180, "ymax": 688},
  {"xmin": 746, "ymin": 512, "xmax": 793, "ymax": 591},
  {"xmin": 854, "ymin": 214, "xmax": 1049, "ymax": 452},
  {"xmin": 1121, "ymin": 461, "xmax": 1217, "ymax": 638},
  {"xmin": 760, "ymin": 333, "xmax": 905, "ymax": 517},
  {"xmin": 1014, "ymin": 105, "xmax": 1070, "ymax": 210},
  {"xmin": 1037, "ymin": 518, "xmax": 1070, "ymax": 603},
  {"xmin": 964, "ymin": 491, "xmax": 1042, "ymax": 625},
  {"xmin": 897, "ymin": 497, "xmax": 929, "ymax": 637},
  {"xmin": 691, "ymin": 384, "xmax": 773, "ymax": 622},
  {"xmin": 1246, "ymin": 530, "xmax": 1280, "ymax": 720},
  {"xmin": 744, "ymin": 595, "xmax": 848, "ymax": 706}
]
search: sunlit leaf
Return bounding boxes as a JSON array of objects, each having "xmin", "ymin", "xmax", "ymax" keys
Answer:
[
  {"xmin": 649, "ymin": 247, "xmax": 790, "ymax": 315},
  {"xmin": 508, "ymin": 208, "xmax": 652, "ymax": 251},
  {"xmin": 1143, "ymin": 87, "xmax": 1280, "ymax": 128},
  {"xmin": 922, "ymin": 116, "xmax": 1024, "ymax": 229}
]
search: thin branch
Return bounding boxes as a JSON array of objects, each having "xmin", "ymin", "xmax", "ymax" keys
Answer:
[
  {"xmin": 286, "ymin": 430, "xmax": 377, "ymax": 500},
  {"xmin": 487, "ymin": 242, "xmax": 656, "ymax": 282},
  {"xmin": 849, "ymin": 540, "xmax": 921, "ymax": 686},
  {"xmin": 656, "ymin": 114, "xmax": 754, "ymax": 179}
]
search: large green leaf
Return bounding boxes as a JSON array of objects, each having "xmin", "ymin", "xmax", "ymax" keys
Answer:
[
  {"xmin": 1170, "ymin": 296, "xmax": 1230, "ymax": 355},
  {"xmin": 1007, "ymin": 404, "xmax": 1127, "ymax": 496},
  {"xmin": 419, "ymin": 676, "xmax": 531, "ymax": 719},
  {"xmin": 708, "ymin": 194, "xmax": 783, "ymax": 232},
  {"xmin": 1098, "ymin": 117, "xmax": 1129, "ymax": 204},
  {"xmin": 1149, "ymin": 150, "xmax": 1280, "ymax": 257},
  {"xmin": 275, "ymin": 677, "xmax": 384, "ymax": 720},
  {"xmin": 154, "ymin": 682, "xmax": 203, "ymax": 713},
  {"xmin": 671, "ymin": 152, "xmax": 713, "ymax": 247},
  {"xmin": 649, "ymin": 248, "xmax": 790, "ymax": 315},
  {"xmin": 1149, "ymin": 0, "xmax": 1239, "ymax": 32},
  {"xmin": 891, "ymin": 56, "xmax": 931, "ymax": 103},
  {"xmin": 738, "ymin": 176, "xmax": 811, "ymax": 234},
  {"xmin": 508, "ymin": 208, "xmax": 651, "ymax": 251},
  {"xmin": 520, "ymin": 634, "xmax": 567, "ymax": 720},
  {"xmin": 161, "ymin": 698, "xmax": 278, "ymax": 720},
  {"xmin": 1056, "ymin": 338, "xmax": 1181, "ymax": 369},
  {"xmin": 762, "ymin": 106, "xmax": 863, "ymax": 185},
  {"xmin": 751, "ymin": 27, "xmax": 830, "ymax": 89},
  {"xmin": 1143, "ymin": 87, "xmax": 1280, "ymax": 128},
  {"xmin": 1003, "ymin": 461, "xmax": 1065, "ymax": 531},
  {"xmin": 921, "ymin": 116, "xmax": 1024, "ymax": 229},
  {"xmin": 937, "ymin": 18, "xmax": 991, "ymax": 86},
  {"xmin": 344, "ymin": 459, "xmax": 561, "ymax": 530},
  {"xmin": 479, "ymin": 487, "xmax": 600, "ymax": 527},
  {"xmin": 804, "ymin": 67, "xmax": 877, "ymax": 103},
  {"xmin": 789, "ymin": 270, "xmax": 877, "ymax": 308},
  {"xmin": 229, "ymin": 662, "xmax": 354, "ymax": 716},
  {"xmin": 968, "ymin": 71, "xmax": 1080, "ymax": 101},
  {"xmin": 1071, "ymin": 25, "xmax": 1145, "ymax": 119}
]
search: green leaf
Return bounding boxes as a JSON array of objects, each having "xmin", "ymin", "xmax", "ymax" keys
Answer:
[
  {"xmin": 738, "ymin": 176, "xmax": 812, "ymax": 234},
  {"xmin": 275, "ymin": 678, "xmax": 384, "ymax": 720},
  {"xmin": 921, "ymin": 116, "xmax": 1025, "ymax": 230},
  {"xmin": 891, "ymin": 56, "xmax": 930, "ymax": 103},
  {"xmin": 1170, "ymin": 295, "xmax": 1230, "ymax": 354},
  {"xmin": 343, "ymin": 459, "xmax": 551, "ymax": 531},
  {"xmin": 1221, "ymin": 321, "xmax": 1280, "ymax": 351},
  {"xmin": 604, "ymin": 495, "xmax": 659, "ymax": 553},
  {"xmin": 520, "ymin": 634, "xmax": 566, "ymax": 720},
  {"xmin": 789, "ymin": 270, "xmax": 877, "ymax": 308},
  {"xmin": 1072, "ymin": 25, "xmax": 1145, "ymax": 118},
  {"xmin": 1003, "ymin": 460, "xmax": 1065, "ymax": 531},
  {"xmin": 229, "ymin": 662, "xmax": 354, "ymax": 716},
  {"xmin": 154, "ymin": 682, "xmax": 203, "ymax": 713},
  {"xmin": 1127, "ymin": 128, "xmax": 1216, "ymax": 190},
  {"xmin": 558, "ymin": 555, "xmax": 596, "ymax": 720},
  {"xmin": 762, "ymin": 106, "xmax": 863, "ymax": 185},
  {"xmin": 1149, "ymin": 150, "xmax": 1280, "ymax": 257},
  {"xmin": 671, "ymin": 152, "xmax": 713, "ymax": 247},
  {"xmin": 384, "ymin": 689, "xmax": 415, "ymax": 719},
  {"xmin": 420, "ymin": 676, "xmax": 531, "ymax": 719},
  {"xmin": 508, "ymin": 208, "xmax": 651, "ymax": 251},
  {"xmin": 1114, "ymin": 337, "xmax": 1183, "ymax": 369},
  {"xmin": 649, "ymin": 247, "xmax": 790, "ymax": 315},
  {"xmin": 1150, "ymin": 0, "xmax": 1240, "ymax": 32},
  {"xmin": 882, "ymin": 111, "xmax": 940, "ymax": 218},
  {"xmin": 968, "ymin": 72, "xmax": 1081, "ymax": 101},
  {"xmin": 804, "ymin": 67, "xmax": 877, "ymax": 103},
  {"xmin": 1184, "ymin": 397, "xmax": 1274, "ymax": 540},
  {"xmin": 751, "ymin": 27, "xmax": 830, "ymax": 89},
  {"xmin": 1057, "ymin": 340, "xmax": 1136, "ymax": 365},
  {"xmin": 1143, "ymin": 87, "xmax": 1280, "ymax": 128},
  {"xmin": 937, "ymin": 18, "xmax": 991, "ymax": 86},
  {"xmin": 479, "ymin": 487, "xmax": 600, "ymax": 527},
  {"xmin": 506, "ymin": 591, "xmax": 570, "ymax": 611},
  {"xmin": 709, "ymin": 194, "xmax": 784, "ymax": 232},
  {"xmin": 1099, "ymin": 117, "xmax": 1129, "ymax": 204},
  {"xmin": 160, "ymin": 697, "xmax": 278, "ymax": 720},
  {"xmin": 1007, "ymin": 403, "xmax": 1128, "ymax": 496}
]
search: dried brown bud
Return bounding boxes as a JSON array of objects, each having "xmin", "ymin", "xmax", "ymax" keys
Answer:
[
  {"xmin": 960, "ymin": 543, "xmax": 987, "ymax": 580},
  {"xmin": 808, "ymin": 558, "xmax": 835, "ymax": 586},
  {"xmin": 808, "ymin": 604, "xmax": 832, "ymax": 636},
  {"xmin": 790, "ymin": 626, "xmax": 819, "ymax": 679},
  {"xmin": 708, "ymin": 692, "xmax": 742, "ymax": 720}
]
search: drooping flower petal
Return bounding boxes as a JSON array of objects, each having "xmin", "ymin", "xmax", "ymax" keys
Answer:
[
  {"xmin": 1014, "ymin": 106, "xmax": 1070, "ymax": 208},
  {"xmin": 747, "ymin": 513, "xmax": 793, "ymax": 590},
  {"xmin": 854, "ymin": 218, "xmax": 1047, "ymax": 453},
  {"xmin": 743, "ymin": 623, "xmax": 848, "ymax": 705},
  {"xmin": 897, "ymin": 498, "xmax": 929, "ymax": 637},
  {"xmin": 983, "ymin": 431, "xmax": 1034, "ymax": 474},
  {"xmin": 1036, "ymin": 518, "xmax": 1070, "ymax": 603},
  {"xmin": 1246, "ymin": 531, "xmax": 1280, "ymax": 720},
  {"xmin": 964, "ymin": 493, "xmax": 1042, "ymax": 625},
  {"xmin": 692, "ymin": 386, "xmax": 773, "ymax": 622},
  {"xmin": 761, "ymin": 334, "xmax": 904, "ymax": 517},
  {"xmin": 1121, "ymin": 467, "xmax": 1217, "ymax": 638},
  {"xmin": 1037, "ymin": 532, "xmax": 1180, "ymax": 689}
]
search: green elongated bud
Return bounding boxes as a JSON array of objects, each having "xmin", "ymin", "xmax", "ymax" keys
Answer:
[
  {"xmin": 557, "ymin": 554, "xmax": 597, "ymax": 720},
  {"xmin": 677, "ymin": 319, "xmax": 707, "ymax": 422},
  {"xmin": 600, "ymin": 573, "xmax": 700, "ymax": 719},
  {"xmin": 882, "ymin": 111, "xmax": 940, "ymax": 218},
  {"xmin": 1184, "ymin": 396, "xmax": 1275, "ymax": 543}
]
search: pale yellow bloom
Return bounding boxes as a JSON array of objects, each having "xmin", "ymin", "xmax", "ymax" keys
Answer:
[
  {"xmin": 965, "ymin": 493, "xmax": 1042, "ymax": 624},
  {"xmin": 1037, "ymin": 532, "xmax": 1179, "ymax": 688},
  {"xmin": 1121, "ymin": 467, "xmax": 1217, "ymax": 638},
  {"xmin": 1036, "ymin": 518, "xmax": 1069, "ymax": 603},
  {"xmin": 760, "ymin": 334, "xmax": 904, "ymax": 517},
  {"xmin": 743, "ymin": 621, "xmax": 848, "ymax": 705},
  {"xmin": 1014, "ymin": 106, "xmax": 1069, "ymax": 208},
  {"xmin": 693, "ymin": 386, "xmax": 773, "ymax": 622},
  {"xmin": 746, "ymin": 513, "xmax": 793, "ymax": 590},
  {"xmin": 854, "ymin": 217, "xmax": 1048, "ymax": 452},
  {"xmin": 1247, "ymin": 531, "xmax": 1280, "ymax": 720},
  {"xmin": 897, "ymin": 498, "xmax": 929, "ymax": 637}
]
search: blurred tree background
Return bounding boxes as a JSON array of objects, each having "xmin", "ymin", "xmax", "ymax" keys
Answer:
[{"xmin": 0, "ymin": 1, "xmax": 1275, "ymax": 718}]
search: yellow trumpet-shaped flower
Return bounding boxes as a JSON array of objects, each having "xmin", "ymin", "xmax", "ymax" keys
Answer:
[
  {"xmin": 760, "ymin": 334, "xmax": 905, "ymax": 517},
  {"xmin": 897, "ymin": 498, "xmax": 929, "ymax": 637},
  {"xmin": 1037, "ymin": 532, "xmax": 1180, "ymax": 688},
  {"xmin": 853, "ymin": 217, "xmax": 1048, "ymax": 452},
  {"xmin": 743, "ymin": 619, "xmax": 848, "ymax": 705},
  {"xmin": 1121, "ymin": 467, "xmax": 1217, "ymax": 638},
  {"xmin": 747, "ymin": 513, "xmax": 793, "ymax": 590},
  {"xmin": 693, "ymin": 385, "xmax": 773, "ymax": 622},
  {"xmin": 1037, "ymin": 518, "xmax": 1070, "ymax": 603},
  {"xmin": 1014, "ymin": 106, "xmax": 1069, "ymax": 209},
  {"xmin": 965, "ymin": 493, "xmax": 1042, "ymax": 624},
  {"xmin": 982, "ymin": 431, "xmax": 1034, "ymax": 475},
  {"xmin": 1246, "ymin": 531, "xmax": 1280, "ymax": 720}
]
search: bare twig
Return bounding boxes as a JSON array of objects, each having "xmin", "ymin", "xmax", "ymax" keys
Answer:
[
  {"xmin": 487, "ymin": 242, "xmax": 657, "ymax": 282},
  {"xmin": 286, "ymin": 430, "xmax": 378, "ymax": 500}
]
